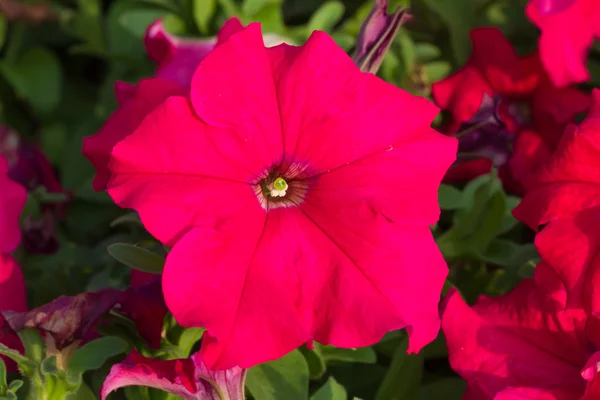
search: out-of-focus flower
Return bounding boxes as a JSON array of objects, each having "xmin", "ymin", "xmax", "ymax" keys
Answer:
[
  {"xmin": 105, "ymin": 23, "xmax": 456, "ymax": 369},
  {"xmin": 0, "ymin": 254, "xmax": 27, "ymax": 371},
  {"xmin": 441, "ymin": 274, "xmax": 600, "ymax": 399},
  {"xmin": 144, "ymin": 18, "xmax": 288, "ymax": 87},
  {"xmin": 0, "ymin": 125, "xmax": 67, "ymax": 254},
  {"xmin": 352, "ymin": 0, "xmax": 410, "ymax": 73},
  {"xmin": 514, "ymin": 89, "xmax": 600, "ymax": 315},
  {"xmin": 432, "ymin": 27, "xmax": 589, "ymax": 194},
  {"xmin": 0, "ymin": 154, "xmax": 26, "ymax": 254},
  {"xmin": 101, "ymin": 350, "xmax": 245, "ymax": 400},
  {"xmin": 526, "ymin": 0, "xmax": 600, "ymax": 87}
]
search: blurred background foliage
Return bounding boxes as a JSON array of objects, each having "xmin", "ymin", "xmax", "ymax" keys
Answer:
[{"xmin": 1, "ymin": 0, "xmax": 589, "ymax": 398}]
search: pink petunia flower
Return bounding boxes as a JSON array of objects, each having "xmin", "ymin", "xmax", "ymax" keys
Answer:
[
  {"xmin": 0, "ymin": 254, "xmax": 27, "ymax": 372},
  {"xmin": 101, "ymin": 350, "xmax": 245, "ymax": 400},
  {"xmin": 513, "ymin": 89, "xmax": 600, "ymax": 315},
  {"xmin": 432, "ymin": 27, "xmax": 589, "ymax": 194},
  {"xmin": 145, "ymin": 18, "xmax": 288, "ymax": 87},
  {"xmin": 0, "ymin": 155, "xmax": 26, "ymax": 253},
  {"xmin": 441, "ymin": 274, "xmax": 600, "ymax": 399},
  {"xmin": 526, "ymin": 0, "xmax": 600, "ymax": 88},
  {"xmin": 104, "ymin": 23, "xmax": 456, "ymax": 369}
]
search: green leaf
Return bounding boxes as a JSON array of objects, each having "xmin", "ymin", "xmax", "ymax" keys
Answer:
[
  {"xmin": 424, "ymin": 61, "xmax": 452, "ymax": 82},
  {"xmin": 107, "ymin": 243, "xmax": 165, "ymax": 274},
  {"xmin": 66, "ymin": 383, "xmax": 97, "ymax": 400},
  {"xmin": 320, "ymin": 345, "xmax": 376, "ymax": 364},
  {"xmin": 307, "ymin": 2, "xmax": 345, "ymax": 33},
  {"xmin": 438, "ymin": 184, "xmax": 463, "ymax": 210},
  {"xmin": 437, "ymin": 173, "xmax": 507, "ymax": 259},
  {"xmin": 311, "ymin": 377, "xmax": 346, "ymax": 400},
  {"xmin": 416, "ymin": 378, "xmax": 466, "ymax": 400},
  {"xmin": 0, "ymin": 16, "xmax": 6, "ymax": 49},
  {"xmin": 17, "ymin": 329, "xmax": 45, "ymax": 364},
  {"xmin": 421, "ymin": 0, "xmax": 473, "ymax": 64},
  {"xmin": 176, "ymin": 328, "xmax": 205, "ymax": 357},
  {"xmin": 68, "ymin": 336, "xmax": 129, "ymax": 379},
  {"xmin": 0, "ymin": 48, "xmax": 62, "ymax": 115},
  {"xmin": 375, "ymin": 337, "xmax": 423, "ymax": 400},
  {"xmin": 0, "ymin": 359, "xmax": 7, "ymax": 396},
  {"xmin": 242, "ymin": 0, "xmax": 281, "ymax": 17},
  {"xmin": 193, "ymin": 0, "xmax": 217, "ymax": 32},
  {"xmin": 480, "ymin": 240, "xmax": 539, "ymax": 268},
  {"xmin": 299, "ymin": 345, "xmax": 326, "ymax": 380},
  {"xmin": 7, "ymin": 380, "xmax": 22, "ymax": 393},
  {"xmin": 246, "ymin": 349, "xmax": 309, "ymax": 400}
]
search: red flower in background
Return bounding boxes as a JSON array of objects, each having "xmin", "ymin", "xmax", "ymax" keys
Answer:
[
  {"xmin": 526, "ymin": 0, "xmax": 600, "ymax": 87},
  {"xmin": 105, "ymin": 23, "xmax": 456, "ymax": 369},
  {"xmin": 513, "ymin": 89, "xmax": 600, "ymax": 316},
  {"xmin": 432, "ymin": 27, "xmax": 589, "ymax": 194},
  {"xmin": 0, "ymin": 126, "xmax": 68, "ymax": 254},
  {"xmin": 0, "ymin": 254, "xmax": 27, "ymax": 372},
  {"xmin": 441, "ymin": 273, "xmax": 600, "ymax": 399}
]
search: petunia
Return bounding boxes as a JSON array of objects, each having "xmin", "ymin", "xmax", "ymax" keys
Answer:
[
  {"xmin": 0, "ymin": 125, "xmax": 67, "ymax": 254},
  {"xmin": 441, "ymin": 276, "xmax": 600, "ymax": 399},
  {"xmin": 526, "ymin": 0, "xmax": 600, "ymax": 88},
  {"xmin": 104, "ymin": 23, "xmax": 456, "ymax": 369},
  {"xmin": 0, "ymin": 254, "xmax": 27, "ymax": 372},
  {"xmin": 101, "ymin": 350, "xmax": 245, "ymax": 400},
  {"xmin": 0, "ymin": 155, "xmax": 26, "ymax": 253},
  {"xmin": 513, "ymin": 89, "xmax": 600, "ymax": 315},
  {"xmin": 432, "ymin": 27, "xmax": 589, "ymax": 194},
  {"xmin": 145, "ymin": 18, "xmax": 288, "ymax": 87}
]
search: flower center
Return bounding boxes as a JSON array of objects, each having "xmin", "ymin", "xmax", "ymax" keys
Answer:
[{"xmin": 254, "ymin": 166, "xmax": 310, "ymax": 210}]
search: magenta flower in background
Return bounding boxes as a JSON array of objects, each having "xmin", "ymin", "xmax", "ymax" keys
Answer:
[
  {"xmin": 441, "ymin": 272, "xmax": 600, "ymax": 399},
  {"xmin": 526, "ymin": 0, "xmax": 600, "ymax": 87},
  {"xmin": 144, "ymin": 18, "xmax": 288, "ymax": 87},
  {"xmin": 105, "ymin": 23, "xmax": 456, "ymax": 369},
  {"xmin": 0, "ymin": 125, "xmax": 68, "ymax": 254},
  {"xmin": 0, "ymin": 254, "xmax": 27, "ymax": 372},
  {"xmin": 0, "ymin": 155, "xmax": 26, "ymax": 254},
  {"xmin": 101, "ymin": 350, "xmax": 245, "ymax": 400}
]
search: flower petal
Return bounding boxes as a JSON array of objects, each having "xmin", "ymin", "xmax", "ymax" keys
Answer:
[
  {"xmin": 83, "ymin": 78, "xmax": 186, "ymax": 191},
  {"xmin": 441, "ymin": 283, "xmax": 587, "ymax": 399},
  {"xmin": 0, "ymin": 156, "xmax": 26, "ymax": 253},
  {"xmin": 268, "ymin": 31, "xmax": 441, "ymax": 174},
  {"xmin": 190, "ymin": 23, "xmax": 282, "ymax": 170},
  {"xmin": 101, "ymin": 351, "xmax": 198, "ymax": 400}
]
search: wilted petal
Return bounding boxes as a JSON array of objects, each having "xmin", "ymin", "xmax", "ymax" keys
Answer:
[
  {"xmin": 352, "ymin": 0, "xmax": 410, "ymax": 73},
  {"xmin": 2, "ymin": 289, "xmax": 120, "ymax": 350}
]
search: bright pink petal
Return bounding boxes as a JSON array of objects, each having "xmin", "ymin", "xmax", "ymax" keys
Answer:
[
  {"xmin": 268, "ymin": 31, "xmax": 444, "ymax": 174},
  {"xmin": 190, "ymin": 23, "xmax": 283, "ymax": 170},
  {"xmin": 0, "ymin": 254, "xmax": 26, "ymax": 372},
  {"xmin": 507, "ymin": 128, "xmax": 552, "ymax": 191},
  {"xmin": 83, "ymin": 78, "xmax": 186, "ymax": 191},
  {"xmin": 534, "ymin": 207, "xmax": 600, "ymax": 314},
  {"xmin": 441, "ymin": 283, "xmax": 588, "ymax": 399},
  {"xmin": 0, "ymin": 157, "xmax": 26, "ymax": 253},
  {"xmin": 216, "ymin": 18, "xmax": 245, "ymax": 44},
  {"xmin": 114, "ymin": 81, "xmax": 137, "ymax": 106},
  {"xmin": 107, "ymin": 96, "xmax": 263, "ymax": 246},
  {"xmin": 495, "ymin": 387, "xmax": 579, "ymax": 400},
  {"xmin": 527, "ymin": 0, "xmax": 600, "ymax": 87}
]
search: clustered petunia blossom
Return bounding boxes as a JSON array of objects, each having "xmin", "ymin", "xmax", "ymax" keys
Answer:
[
  {"xmin": 514, "ymin": 89, "xmax": 600, "ymax": 315},
  {"xmin": 526, "ymin": 0, "xmax": 600, "ymax": 88},
  {"xmin": 87, "ymin": 20, "xmax": 457, "ymax": 369},
  {"xmin": 432, "ymin": 27, "xmax": 589, "ymax": 194},
  {"xmin": 441, "ymin": 90, "xmax": 600, "ymax": 399}
]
